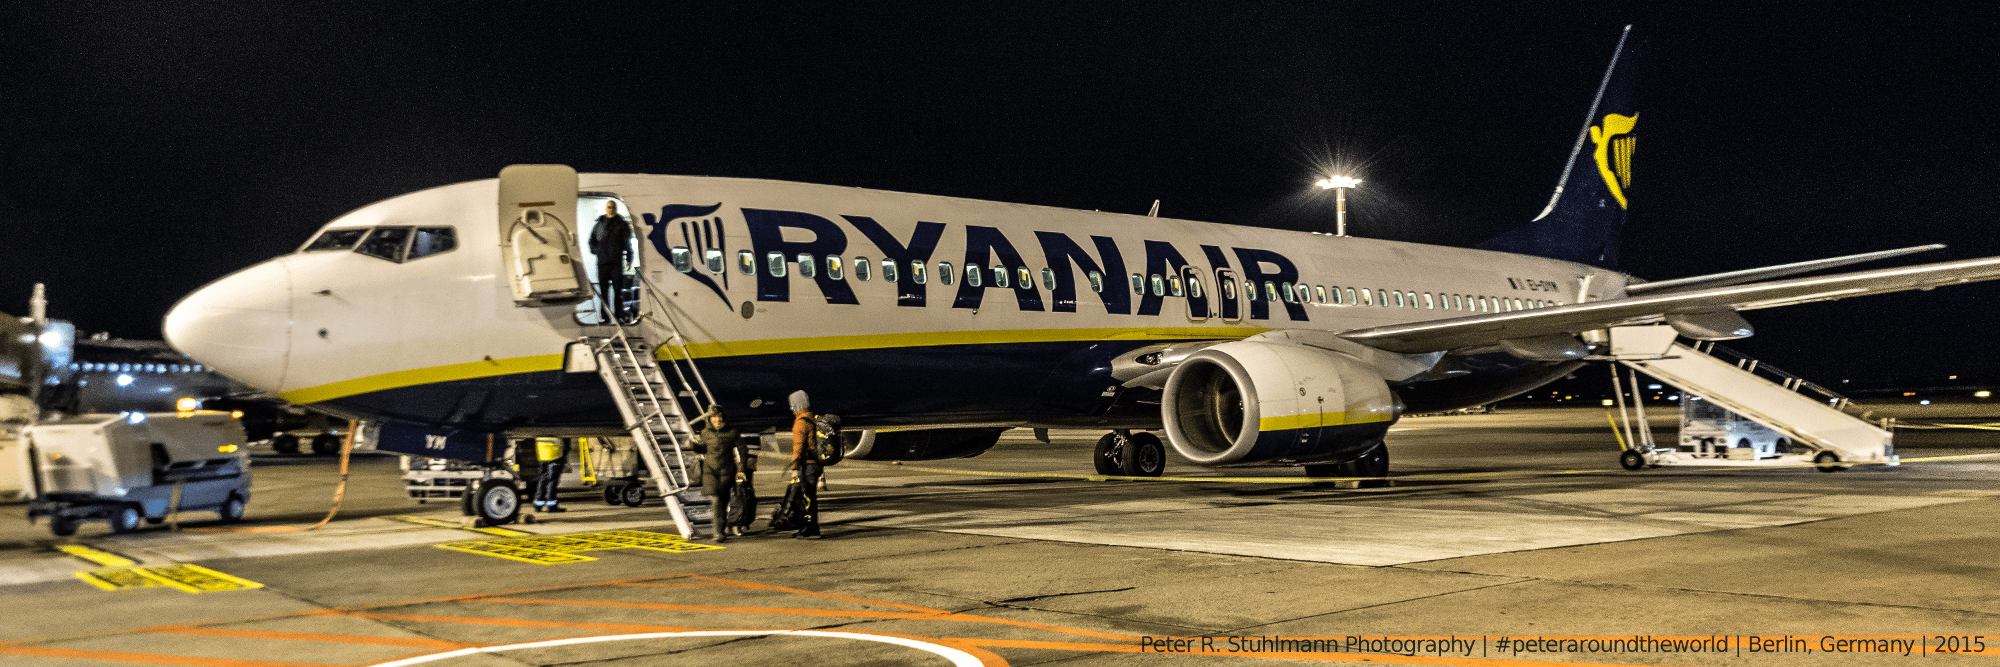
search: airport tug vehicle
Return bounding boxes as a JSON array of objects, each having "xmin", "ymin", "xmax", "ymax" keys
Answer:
[{"xmin": 24, "ymin": 411, "xmax": 251, "ymax": 536}]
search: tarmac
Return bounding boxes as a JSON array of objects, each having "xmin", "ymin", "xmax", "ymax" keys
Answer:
[{"xmin": 2, "ymin": 405, "xmax": 1998, "ymax": 666}]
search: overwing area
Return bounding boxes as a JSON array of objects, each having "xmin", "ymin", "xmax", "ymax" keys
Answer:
[{"xmin": 1339, "ymin": 254, "xmax": 2000, "ymax": 354}]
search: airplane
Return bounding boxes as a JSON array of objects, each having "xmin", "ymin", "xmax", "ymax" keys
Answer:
[{"xmin": 162, "ymin": 26, "xmax": 2000, "ymax": 513}]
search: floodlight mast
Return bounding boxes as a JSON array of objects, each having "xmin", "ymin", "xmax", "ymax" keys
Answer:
[{"xmin": 1314, "ymin": 175, "xmax": 1362, "ymax": 236}]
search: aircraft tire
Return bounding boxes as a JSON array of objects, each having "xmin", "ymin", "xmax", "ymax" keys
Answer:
[
  {"xmin": 604, "ymin": 485, "xmax": 623, "ymax": 505},
  {"xmin": 459, "ymin": 487, "xmax": 476, "ymax": 516},
  {"xmin": 475, "ymin": 480, "xmax": 521, "ymax": 525},
  {"xmin": 1814, "ymin": 450, "xmax": 1848, "ymax": 473},
  {"xmin": 272, "ymin": 434, "xmax": 301, "ymax": 455},
  {"xmin": 1339, "ymin": 441, "xmax": 1389, "ymax": 488},
  {"xmin": 1121, "ymin": 432, "xmax": 1165, "ymax": 477},
  {"xmin": 1620, "ymin": 450, "xmax": 1646, "ymax": 471},
  {"xmin": 310, "ymin": 433, "xmax": 342, "ymax": 456},
  {"xmin": 50, "ymin": 514, "xmax": 79, "ymax": 537},
  {"xmin": 1092, "ymin": 433, "xmax": 1122, "ymax": 475},
  {"xmin": 1302, "ymin": 464, "xmax": 1344, "ymax": 488},
  {"xmin": 219, "ymin": 493, "xmax": 246, "ymax": 523},
  {"xmin": 110, "ymin": 504, "xmax": 144, "ymax": 534},
  {"xmin": 622, "ymin": 484, "xmax": 645, "ymax": 507}
]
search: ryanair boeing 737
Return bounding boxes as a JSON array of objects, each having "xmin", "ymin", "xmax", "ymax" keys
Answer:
[{"xmin": 162, "ymin": 27, "xmax": 2000, "ymax": 505}]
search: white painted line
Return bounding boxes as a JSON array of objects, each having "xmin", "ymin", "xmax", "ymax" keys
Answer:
[{"xmin": 367, "ymin": 629, "xmax": 983, "ymax": 666}]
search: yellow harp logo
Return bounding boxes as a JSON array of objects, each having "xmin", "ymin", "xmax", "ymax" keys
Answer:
[{"xmin": 1591, "ymin": 113, "xmax": 1637, "ymax": 209}]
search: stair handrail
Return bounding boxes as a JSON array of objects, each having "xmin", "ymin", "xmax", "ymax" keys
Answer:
[
  {"xmin": 598, "ymin": 329, "xmax": 693, "ymax": 490},
  {"xmin": 1692, "ymin": 341, "xmax": 1851, "ymax": 406},
  {"xmin": 640, "ymin": 285, "xmax": 718, "ymax": 410}
]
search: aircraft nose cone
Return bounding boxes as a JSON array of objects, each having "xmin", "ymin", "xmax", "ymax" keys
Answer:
[{"xmin": 164, "ymin": 258, "xmax": 293, "ymax": 391}]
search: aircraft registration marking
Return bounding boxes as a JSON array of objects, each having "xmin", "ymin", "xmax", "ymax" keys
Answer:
[
  {"xmin": 77, "ymin": 564, "xmax": 264, "ymax": 593},
  {"xmin": 434, "ymin": 529, "xmax": 721, "ymax": 565}
]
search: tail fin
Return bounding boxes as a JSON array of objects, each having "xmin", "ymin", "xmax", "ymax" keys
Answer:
[{"xmin": 1478, "ymin": 25, "xmax": 1639, "ymax": 269}]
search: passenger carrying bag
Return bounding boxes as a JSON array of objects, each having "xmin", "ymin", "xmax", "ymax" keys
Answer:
[
  {"xmin": 725, "ymin": 478, "xmax": 757, "ymax": 528},
  {"xmin": 812, "ymin": 414, "xmax": 844, "ymax": 466},
  {"xmin": 768, "ymin": 481, "xmax": 807, "ymax": 531}
]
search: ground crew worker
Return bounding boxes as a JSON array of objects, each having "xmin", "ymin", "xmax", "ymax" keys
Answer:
[
  {"xmin": 788, "ymin": 390, "xmax": 823, "ymax": 539},
  {"xmin": 533, "ymin": 437, "xmax": 569, "ymax": 512},
  {"xmin": 693, "ymin": 405, "xmax": 744, "ymax": 542}
]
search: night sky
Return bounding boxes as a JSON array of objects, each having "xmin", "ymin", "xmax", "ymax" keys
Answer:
[{"xmin": 3, "ymin": 2, "xmax": 1995, "ymax": 385}]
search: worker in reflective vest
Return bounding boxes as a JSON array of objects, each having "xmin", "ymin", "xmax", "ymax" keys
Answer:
[{"xmin": 533, "ymin": 437, "xmax": 570, "ymax": 512}]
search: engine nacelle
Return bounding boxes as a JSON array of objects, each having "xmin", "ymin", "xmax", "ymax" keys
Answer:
[
  {"xmin": 844, "ymin": 427, "xmax": 1005, "ymax": 461},
  {"xmin": 1161, "ymin": 341, "xmax": 1399, "ymax": 466}
]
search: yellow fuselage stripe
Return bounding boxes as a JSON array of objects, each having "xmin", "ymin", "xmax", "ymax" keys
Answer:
[
  {"xmin": 279, "ymin": 326, "xmax": 1266, "ymax": 405},
  {"xmin": 1257, "ymin": 411, "xmax": 1394, "ymax": 432}
]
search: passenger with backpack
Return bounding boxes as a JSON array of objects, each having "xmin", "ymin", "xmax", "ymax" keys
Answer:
[{"xmin": 786, "ymin": 390, "xmax": 827, "ymax": 539}]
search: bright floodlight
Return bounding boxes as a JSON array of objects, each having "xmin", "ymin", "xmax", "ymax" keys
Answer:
[{"xmin": 1315, "ymin": 175, "xmax": 1362, "ymax": 189}]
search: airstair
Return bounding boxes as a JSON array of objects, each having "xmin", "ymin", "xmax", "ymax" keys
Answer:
[
  {"xmin": 1605, "ymin": 325, "xmax": 1896, "ymax": 470},
  {"xmin": 571, "ymin": 290, "xmax": 719, "ymax": 538}
]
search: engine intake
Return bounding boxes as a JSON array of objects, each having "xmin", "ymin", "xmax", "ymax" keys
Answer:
[{"xmin": 1161, "ymin": 341, "xmax": 1398, "ymax": 466}]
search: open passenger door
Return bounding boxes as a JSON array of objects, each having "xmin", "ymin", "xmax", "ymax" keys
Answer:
[{"xmin": 498, "ymin": 164, "xmax": 589, "ymax": 307}]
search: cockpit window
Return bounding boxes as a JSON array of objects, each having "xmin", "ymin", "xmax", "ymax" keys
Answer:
[
  {"xmin": 408, "ymin": 227, "xmax": 456, "ymax": 259},
  {"xmin": 355, "ymin": 226, "xmax": 413, "ymax": 261},
  {"xmin": 303, "ymin": 228, "xmax": 369, "ymax": 252}
]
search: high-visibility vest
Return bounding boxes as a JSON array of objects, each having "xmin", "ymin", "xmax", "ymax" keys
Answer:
[{"xmin": 535, "ymin": 437, "xmax": 563, "ymax": 462}]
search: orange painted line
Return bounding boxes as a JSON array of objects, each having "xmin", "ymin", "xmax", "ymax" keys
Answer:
[
  {"xmin": 145, "ymin": 625, "xmax": 481, "ymax": 649},
  {"xmin": 951, "ymin": 638, "xmax": 1700, "ymax": 666},
  {"xmin": 0, "ymin": 642, "xmax": 339, "ymax": 667},
  {"xmin": 612, "ymin": 582, "xmax": 747, "ymax": 590},
  {"xmin": 479, "ymin": 596, "xmax": 1138, "ymax": 642}
]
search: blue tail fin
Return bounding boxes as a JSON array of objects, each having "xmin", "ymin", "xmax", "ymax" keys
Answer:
[{"xmin": 1479, "ymin": 26, "xmax": 1639, "ymax": 269}]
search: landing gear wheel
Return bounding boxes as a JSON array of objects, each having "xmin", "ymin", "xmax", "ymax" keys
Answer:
[
  {"xmin": 310, "ymin": 433, "xmax": 342, "ymax": 456},
  {"xmin": 1092, "ymin": 433, "xmax": 1122, "ymax": 475},
  {"xmin": 1303, "ymin": 464, "xmax": 1343, "ymax": 488},
  {"xmin": 604, "ymin": 485, "xmax": 624, "ymax": 506},
  {"xmin": 219, "ymin": 493, "xmax": 246, "ymax": 523},
  {"xmin": 459, "ymin": 486, "xmax": 477, "ymax": 516},
  {"xmin": 622, "ymin": 484, "xmax": 646, "ymax": 507},
  {"xmin": 271, "ymin": 434, "xmax": 301, "ymax": 455},
  {"xmin": 474, "ymin": 480, "xmax": 521, "ymax": 525},
  {"xmin": 1339, "ymin": 441, "xmax": 1390, "ymax": 488},
  {"xmin": 110, "ymin": 505, "xmax": 144, "ymax": 534},
  {"xmin": 1620, "ymin": 450, "xmax": 1647, "ymax": 471},
  {"xmin": 50, "ymin": 515, "xmax": 78, "ymax": 537},
  {"xmin": 1120, "ymin": 432, "xmax": 1165, "ymax": 477},
  {"xmin": 1814, "ymin": 450, "xmax": 1848, "ymax": 473}
]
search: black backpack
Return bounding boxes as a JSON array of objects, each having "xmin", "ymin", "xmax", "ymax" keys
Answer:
[{"xmin": 812, "ymin": 413, "xmax": 844, "ymax": 466}]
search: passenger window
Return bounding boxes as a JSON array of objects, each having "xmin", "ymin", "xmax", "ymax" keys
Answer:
[
  {"xmin": 409, "ymin": 227, "xmax": 456, "ymax": 259},
  {"xmin": 1345, "ymin": 287, "xmax": 1356, "ymax": 305},
  {"xmin": 1360, "ymin": 288, "xmax": 1373, "ymax": 305},
  {"xmin": 1299, "ymin": 284, "xmax": 1311, "ymax": 303},
  {"xmin": 737, "ymin": 250, "xmax": 755, "ymax": 275},
  {"xmin": 705, "ymin": 248, "xmax": 725, "ymax": 273},
  {"xmin": 1131, "ymin": 273, "xmax": 1144, "ymax": 294},
  {"xmin": 304, "ymin": 228, "xmax": 370, "ymax": 252},
  {"xmin": 1088, "ymin": 270, "xmax": 1103, "ymax": 293},
  {"xmin": 937, "ymin": 261, "xmax": 954, "ymax": 286},
  {"xmin": 1017, "ymin": 267, "xmax": 1032, "ymax": 289},
  {"xmin": 855, "ymin": 256, "xmax": 872, "ymax": 281},
  {"xmin": 1188, "ymin": 275, "xmax": 1204, "ymax": 298},
  {"xmin": 910, "ymin": 261, "xmax": 927, "ymax": 284},
  {"xmin": 1315, "ymin": 286, "xmax": 1327, "ymax": 303},
  {"xmin": 994, "ymin": 266, "xmax": 1010, "ymax": 288},
  {"xmin": 767, "ymin": 252, "xmax": 787, "ymax": 277},
  {"xmin": 1151, "ymin": 274, "xmax": 1165, "ymax": 297},
  {"xmin": 881, "ymin": 259, "xmax": 898, "ymax": 283},
  {"xmin": 966, "ymin": 263, "xmax": 983, "ymax": 287},
  {"xmin": 1263, "ymin": 281, "xmax": 1278, "ymax": 302},
  {"xmin": 1244, "ymin": 281, "xmax": 1257, "ymax": 300},
  {"xmin": 1280, "ymin": 282, "xmax": 1296, "ymax": 303},
  {"xmin": 1392, "ymin": 290, "xmax": 1403, "ymax": 307},
  {"xmin": 1452, "ymin": 294, "xmax": 1462, "ymax": 310},
  {"xmin": 671, "ymin": 247, "xmax": 693, "ymax": 272},
  {"xmin": 1042, "ymin": 268, "xmax": 1057, "ymax": 291},
  {"xmin": 796, "ymin": 253, "xmax": 817, "ymax": 279},
  {"xmin": 826, "ymin": 256, "xmax": 844, "ymax": 280},
  {"xmin": 355, "ymin": 226, "xmax": 412, "ymax": 262},
  {"xmin": 1424, "ymin": 293, "xmax": 1435, "ymax": 309},
  {"xmin": 1169, "ymin": 275, "xmax": 1184, "ymax": 297}
]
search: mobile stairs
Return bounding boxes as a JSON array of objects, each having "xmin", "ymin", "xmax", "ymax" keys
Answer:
[
  {"xmin": 567, "ymin": 292, "xmax": 719, "ymax": 539},
  {"xmin": 1602, "ymin": 325, "xmax": 1896, "ymax": 472}
]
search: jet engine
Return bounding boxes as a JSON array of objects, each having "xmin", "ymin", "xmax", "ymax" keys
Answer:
[
  {"xmin": 844, "ymin": 427, "xmax": 1006, "ymax": 461},
  {"xmin": 1160, "ymin": 340, "xmax": 1399, "ymax": 466}
]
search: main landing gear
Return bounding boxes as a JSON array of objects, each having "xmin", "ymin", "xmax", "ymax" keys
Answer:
[
  {"xmin": 1303, "ymin": 440, "xmax": 1390, "ymax": 488},
  {"xmin": 1094, "ymin": 430, "xmax": 1165, "ymax": 477}
]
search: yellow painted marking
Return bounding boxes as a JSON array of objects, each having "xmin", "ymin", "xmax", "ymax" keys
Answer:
[
  {"xmin": 1256, "ymin": 411, "xmax": 1393, "ymax": 432},
  {"xmin": 279, "ymin": 326, "xmax": 1267, "ymax": 403},
  {"xmin": 58, "ymin": 544, "xmax": 137, "ymax": 567},
  {"xmin": 78, "ymin": 565, "xmax": 262, "ymax": 593},
  {"xmin": 387, "ymin": 515, "xmax": 531, "ymax": 537},
  {"xmin": 432, "ymin": 529, "xmax": 717, "ymax": 564},
  {"xmin": 472, "ymin": 526, "xmax": 533, "ymax": 537}
]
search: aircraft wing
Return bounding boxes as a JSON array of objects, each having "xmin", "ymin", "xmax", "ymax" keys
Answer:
[
  {"xmin": 1624, "ymin": 244, "xmax": 1943, "ymax": 296},
  {"xmin": 1340, "ymin": 254, "xmax": 2000, "ymax": 354}
]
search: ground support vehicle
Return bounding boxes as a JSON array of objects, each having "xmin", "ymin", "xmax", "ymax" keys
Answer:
[{"xmin": 24, "ymin": 411, "xmax": 250, "ymax": 536}]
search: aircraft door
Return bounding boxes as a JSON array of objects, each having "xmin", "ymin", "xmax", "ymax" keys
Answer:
[
  {"xmin": 574, "ymin": 195, "xmax": 641, "ymax": 325},
  {"xmin": 497, "ymin": 165, "xmax": 589, "ymax": 307},
  {"xmin": 1182, "ymin": 266, "xmax": 1210, "ymax": 321},
  {"xmin": 1216, "ymin": 269, "xmax": 1241, "ymax": 322}
]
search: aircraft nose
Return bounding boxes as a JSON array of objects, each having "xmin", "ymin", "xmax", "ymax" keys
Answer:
[{"xmin": 164, "ymin": 258, "xmax": 293, "ymax": 391}]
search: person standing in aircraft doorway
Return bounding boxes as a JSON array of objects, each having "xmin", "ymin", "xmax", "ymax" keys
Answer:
[
  {"xmin": 590, "ymin": 201, "xmax": 633, "ymax": 322},
  {"xmin": 533, "ymin": 437, "xmax": 570, "ymax": 513},
  {"xmin": 788, "ymin": 391, "xmax": 823, "ymax": 539},
  {"xmin": 692, "ymin": 405, "xmax": 744, "ymax": 542}
]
